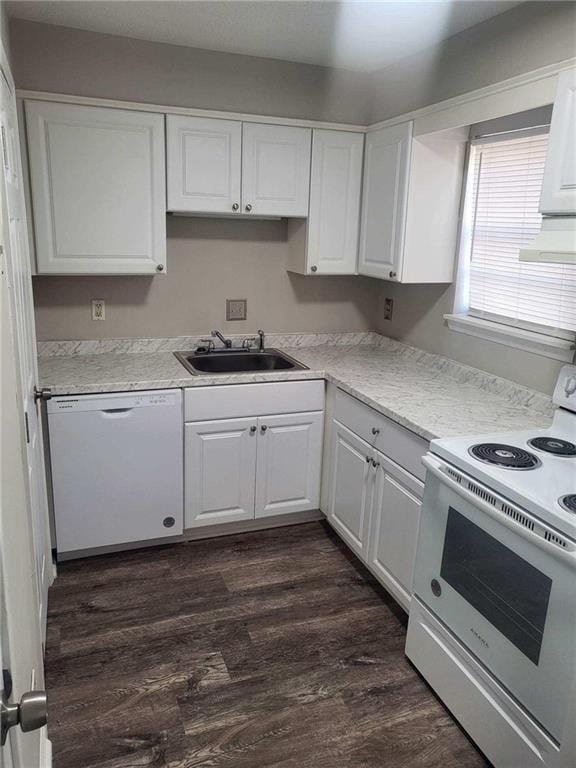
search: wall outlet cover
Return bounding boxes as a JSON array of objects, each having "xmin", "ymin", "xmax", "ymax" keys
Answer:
[
  {"xmin": 226, "ymin": 298, "xmax": 247, "ymax": 321},
  {"xmin": 383, "ymin": 298, "xmax": 394, "ymax": 321},
  {"xmin": 91, "ymin": 299, "xmax": 105, "ymax": 321}
]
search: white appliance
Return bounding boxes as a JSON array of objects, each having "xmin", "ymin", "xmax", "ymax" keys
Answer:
[
  {"xmin": 406, "ymin": 365, "xmax": 576, "ymax": 768},
  {"xmin": 48, "ymin": 389, "xmax": 183, "ymax": 558}
]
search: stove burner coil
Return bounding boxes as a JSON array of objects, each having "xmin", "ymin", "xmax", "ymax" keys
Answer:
[
  {"xmin": 528, "ymin": 437, "xmax": 576, "ymax": 457},
  {"xmin": 469, "ymin": 443, "xmax": 541, "ymax": 470},
  {"xmin": 559, "ymin": 495, "xmax": 576, "ymax": 514}
]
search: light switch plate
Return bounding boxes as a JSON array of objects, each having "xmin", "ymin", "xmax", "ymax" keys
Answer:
[
  {"xmin": 91, "ymin": 299, "xmax": 105, "ymax": 321},
  {"xmin": 226, "ymin": 299, "xmax": 247, "ymax": 321}
]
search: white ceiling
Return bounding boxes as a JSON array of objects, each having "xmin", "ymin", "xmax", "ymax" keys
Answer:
[{"xmin": 7, "ymin": 0, "xmax": 523, "ymax": 73}]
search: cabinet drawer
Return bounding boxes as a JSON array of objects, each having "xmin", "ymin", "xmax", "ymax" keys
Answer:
[
  {"xmin": 185, "ymin": 380, "xmax": 325, "ymax": 422},
  {"xmin": 334, "ymin": 389, "xmax": 427, "ymax": 482}
]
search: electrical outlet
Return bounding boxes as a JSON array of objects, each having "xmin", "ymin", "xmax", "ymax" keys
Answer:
[
  {"xmin": 383, "ymin": 298, "xmax": 394, "ymax": 321},
  {"xmin": 91, "ymin": 299, "xmax": 106, "ymax": 321},
  {"xmin": 226, "ymin": 298, "xmax": 247, "ymax": 321}
]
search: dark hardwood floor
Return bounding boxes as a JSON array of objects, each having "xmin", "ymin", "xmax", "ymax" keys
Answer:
[{"xmin": 45, "ymin": 521, "xmax": 489, "ymax": 768}]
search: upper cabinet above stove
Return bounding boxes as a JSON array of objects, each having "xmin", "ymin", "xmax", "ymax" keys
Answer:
[
  {"xmin": 540, "ymin": 69, "xmax": 576, "ymax": 216},
  {"xmin": 167, "ymin": 116, "xmax": 311, "ymax": 218},
  {"xmin": 25, "ymin": 101, "xmax": 167, "ymax": 276}
]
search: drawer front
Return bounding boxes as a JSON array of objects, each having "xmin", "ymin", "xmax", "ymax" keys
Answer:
[
  {"xmin": 185, "ymin": 380, "xmax": 325, "ymax": 422},
  {"xmin": 334, "ymin": 388, "xmax": 427, "ymax": 482}
]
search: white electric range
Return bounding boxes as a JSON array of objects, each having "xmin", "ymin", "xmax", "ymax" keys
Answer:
[{"xmin": 406, "ymin": 365, "xmax": 576, "ymax": 768}]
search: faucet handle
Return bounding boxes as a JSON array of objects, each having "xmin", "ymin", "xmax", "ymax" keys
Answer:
[
  {"xmin": 242, "ymin": 337, "xmax": 257, "ymax": 349},
  {"xmin": 198, "ymin": 338, "xmax": 215, "ymax": 352}
]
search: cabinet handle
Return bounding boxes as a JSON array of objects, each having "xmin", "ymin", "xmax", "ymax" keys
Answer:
[
  {"xmin": 232, "ymin": 203, "xmax": 239, "ymax": 211},
  {"xmin": 245, "ymin": 204, "xmax": 253, "ymax": 212},
  {"xmin": 372, "ymin": 459, "xmax": 380, "ymax": 469},
  {"xmin": 389, "ymin": 270, "xmax": 397, "ymax": 279},
  {"xmin": 365, "ymin": 456, "xmax": 371, "ymax": 463},
  {"xmin": 310, "ymin": 265, "xmax": 318, "ymax": 273},
  {"xmin": 250, "ymin": 425, "xmax": 257, "ymax": 434},
  {"xmin": 261, "ymin": 424, "xmax": 268, "ymax": 433},
  {"xmin": 371, "ymin": 427, "xmax": 380, "ymax": 436}
]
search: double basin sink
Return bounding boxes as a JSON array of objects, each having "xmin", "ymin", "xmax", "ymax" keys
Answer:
[{"xmin": 175, "ymin": 348, "xmax": 308, "ymax": 375}]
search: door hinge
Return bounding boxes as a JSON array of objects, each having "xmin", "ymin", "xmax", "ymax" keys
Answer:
[{"xmin": 24, "ymin": 411, "xmax": 30, "ymax": 444}]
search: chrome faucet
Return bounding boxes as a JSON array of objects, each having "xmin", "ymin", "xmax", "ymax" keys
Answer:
[{"xmin": 211, "ymin": 329, "xmax": 232, "ymax": 349}]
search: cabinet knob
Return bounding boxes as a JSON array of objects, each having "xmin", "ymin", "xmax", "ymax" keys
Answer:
[
  {"xmin": 310, "ymin": 265, "xmax": 318, "ymax": 273},
  {"xmin": 232, "ymin": 203, "xmax": 239, "ymax": 211},
  {"xmin": 389, "ymin": 270, "xmax": 397, "ymax": 279},
  {"xmin": 156, "ymin": 264, "xmax": 164, "ymax": 272},
  {"xmin": 245, "ymin": 204, "xmax": 253, "ymax": 212},
  {"xmin": 250, "ymin": 425, "xmax": 257, "ymax": 434},
  {"xmin": 365, "ymin": 456, "xmax": 371, "ymax": 463},
  {"xmin": 371, "ymin": 427, "xmax": 380, "ymax": 436},
  {"xmin": 261, "ymin": 424, "xmax": 268, "ymax": 433},
  {"xmin": 372, "ymin": 459, "xmax": 380, "ymax": 469}
]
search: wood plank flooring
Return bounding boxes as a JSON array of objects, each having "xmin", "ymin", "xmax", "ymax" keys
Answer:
[{"xmin": 45, "ymin": 521, "xmax": 490, "ymax": 768}]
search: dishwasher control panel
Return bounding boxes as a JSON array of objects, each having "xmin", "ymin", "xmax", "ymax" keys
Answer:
[{"xmin": 48, "ymin": 390, "xmax": 180, "ymax": 413}]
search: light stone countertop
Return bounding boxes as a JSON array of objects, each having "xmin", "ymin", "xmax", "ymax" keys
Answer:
[{"xmin": 38, "ymin": 334, "xmax": 553, "ymax": 442}]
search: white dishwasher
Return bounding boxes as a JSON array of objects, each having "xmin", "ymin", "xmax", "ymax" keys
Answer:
[{"xmin": 47, "ymin": 389, "xmax": 183, "ymax": 558}]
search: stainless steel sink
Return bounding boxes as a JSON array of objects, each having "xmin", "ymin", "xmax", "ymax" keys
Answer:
[{"xmin": 174, "ymin": 348, "xmax": 308, "ymax": 375}]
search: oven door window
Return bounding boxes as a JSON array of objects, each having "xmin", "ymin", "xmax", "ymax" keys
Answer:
[{"xmin": 441, "ymin": 507, "xmax": 552, "ymax": 665}]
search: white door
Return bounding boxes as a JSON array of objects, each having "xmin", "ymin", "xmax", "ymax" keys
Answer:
[
  {"xmin": 540, "ymin": 68, "xmax": 576, "ymax": 214},
  {"xmin": 307, "ymin": 130, "xmax": 363, "ymax": 275},
  {"xmin": 166, "ymin": 115, "xmax": 242, "ymax": 214},
  {"xmin": 358, "ymin": 121, "xmax": 412, "ymax": 281},
  {"xmin": 0, "ymin": 70, "xmax": 51, "ymax": 636},
  {"xmin": 327, "ymin": 421, "xmax": 374, "ymax": 559},
  {"xmin": 1, "ymin": 152, "xmax": 49, "ymax": 766},
  {"xmin": 242, "ymin": 123, "xmax": 311, "ymax": 217},
  {"xmin": 185, "ymin": 418, "xmax": 257, "ymax": 528},
  {"xmin": 25, "ymin": 100, "xmax": 166, "ymax": 275},
  {"xmin": 368, "ymin": 452, "xmax": 423, "ymax": 611},
  {"xmin": 255, "ymin": 411, "xmax": 323, "ymax": 518}
]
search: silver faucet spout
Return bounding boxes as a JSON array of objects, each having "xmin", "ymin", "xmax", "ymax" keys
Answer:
[
  {"xmin": 257, "ymin": 329, "xmax": 265, "ymax": 352},
  {"xmin": 212, "ymin": 330, "xmax": 232, "ymax": 348}
]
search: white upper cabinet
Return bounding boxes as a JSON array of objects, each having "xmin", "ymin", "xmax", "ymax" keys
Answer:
[
  {"xmin": 540, "ymin": 68, "xmax": 576, "ymax": 214},
  {"xmin": 358, "ymin": 121, "xmax": 412, "ymax": 281},
  {"xmin": 358, "ymin": 121, "xmax": 467, "ymax": 284},
  {"xmin": 166, "ymin": 115, "xmax": 242, "ymax": 214},
  {"xmin": 25, "ymin": 101, "xmax": 166, "ymax": 275},
  {"xmin": 288, "ymin": 129, "xmax": 363, "ymax": 275},
  {"xmin": 242, "ymin": 123, "xmax": 311, "ymax": 217}
]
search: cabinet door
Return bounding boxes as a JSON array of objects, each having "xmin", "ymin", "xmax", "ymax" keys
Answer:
[
  {"xmin": 185, "ymin": 418, "xmax": 257, "ymax": 528},
  {"xmin": 25, "ymin": 101, "xmax": 165, "ymax": 275},
  {"xmin": 166, "ymin": 115, "xmax": 242, "ymax": 214},
  {"xmin": 327, "ymin": 421, "xmax": 373, "ymax": 559},
  {"xmin": 358, "ymin": 121, "xmax": 412, "ymax": 281},
  {"xmin": 540, "ymin": 68, "xmax": 576, "ymax": 214},
  {"xmin": 255, "ymin": 412, "xmax": 323, "ymax": 518},
  {"xmin": 368, "ymin": 453, "xmax": 423, "ymax": 611},
  {"xmin": 242, "ymin": 123, "xmax": 311, "ymax": 217},
  {"xmin": 307, "ymin": 130, "xmax": 363, "ymax": 274}
]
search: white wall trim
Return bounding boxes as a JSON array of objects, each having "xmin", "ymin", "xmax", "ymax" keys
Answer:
[
  {"xmin": 14, "ymin": 89, "xmax": 367, "ymax": 133},
  {"xmin": 444, "ymin": 313, "xmax": 575, "ymax": 363},
  {"xmin": 368, "ymin": 57, "xmax": 576, "ymax": 133}
]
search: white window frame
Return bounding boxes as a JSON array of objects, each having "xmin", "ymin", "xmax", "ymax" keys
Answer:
[{"xmin": 446, "ymin": 125, "xmax": 575, "ymax": 363}]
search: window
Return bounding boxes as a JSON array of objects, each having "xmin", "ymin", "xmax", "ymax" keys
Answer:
[{"xmin": 449, "ymin": 118, "xmax": 576, "ymax": 359}]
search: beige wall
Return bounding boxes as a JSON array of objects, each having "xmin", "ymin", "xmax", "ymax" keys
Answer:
[
  {"xmin": 376, "ymin": 282, "xmax": 565, "ymax": 395},
  {"xmin": 9, "ymin": 18, "xmax": 371, "ymax": 125},
  {"xmin": 33, "ymin": 217, "xmax": 380, "ymax": 340},
  {"xmin": 369, "ymin": 2, "xmax": 576, "ymax": 123}
]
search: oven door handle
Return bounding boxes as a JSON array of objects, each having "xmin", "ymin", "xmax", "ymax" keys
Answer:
[{"xmin": 422, "ymin": 454, "xmax": 576, "ymax": 565}]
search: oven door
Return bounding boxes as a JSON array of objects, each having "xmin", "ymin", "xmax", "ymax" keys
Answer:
[{"xmin": 413, "ymin": 453, "xmax": 576, "ymax": 744}]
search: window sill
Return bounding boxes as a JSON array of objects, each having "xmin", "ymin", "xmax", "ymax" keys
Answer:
[{"xmin": 444, "ymin": 313, "xmax": 575, "ymax": 363}]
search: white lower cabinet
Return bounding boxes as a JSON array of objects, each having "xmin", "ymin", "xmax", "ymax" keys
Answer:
[
  {"xmin": 368, "ymin": 454, "xmax": 423, "ymax": 610},
  {"xmin": 327, "ymin": 421, "xmax": 374, "ymax": 559},
  {"xmin": 185, "ymin": 417, "xmax": 257, "ymax": 527},
  {"xmin": 256, "ymin": 412, "xmax": 323, "ymax": 519}
]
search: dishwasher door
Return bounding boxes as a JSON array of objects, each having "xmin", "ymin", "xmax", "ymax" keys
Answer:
[{"xmin": 48, "ymin": 389, "xmax": 183, "ymax": 556}]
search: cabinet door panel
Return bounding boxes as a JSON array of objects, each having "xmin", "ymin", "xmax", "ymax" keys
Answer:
[
  {"xmin": 327, "ymin": 421, "xmax": 373, "ymax": 559},
  {"xmin": 255, "ymin": 412, "xmax": 323, "ymax": 518},
  {"xmin": 242, "ymin": 123, "xmax": 311, "ymax": 216},
  {"xmin": 307, "ymin": 130, "xmax": 363, "ymax": 274},
  {"xmin": 358, "ymin": 121, "xmax": 412, "ymax": 281},
  {"xmin": 167, "ymin": 115, "xmax": 242, "ymax": 214},
  {"xmin": 369, "ymin": 455, "xmax": 423, "ymax": 610},
  {"xmin": 25, "ymin": 101, "xmax": 165, "ymax": 274},
  {"xmin": 185, "ymin": 418, "xmax": 257, "ymax": 528},
  {"xmin": 540, "ymin": 68, "xmax": 576, "ymax": 214}
]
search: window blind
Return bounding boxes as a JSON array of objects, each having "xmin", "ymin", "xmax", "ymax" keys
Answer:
[{"xmin": 467, "ymin": 129, "xmax": 576, "ymax": 337}]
